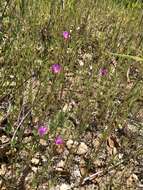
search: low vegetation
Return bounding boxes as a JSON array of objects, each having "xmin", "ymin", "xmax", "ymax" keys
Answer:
[{"xmin": 0, "ymin": 0, "xmax": 143, "ymax": 189}]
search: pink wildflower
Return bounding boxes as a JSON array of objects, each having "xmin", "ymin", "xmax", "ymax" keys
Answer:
[
  {"xmin": 51, "ymin": 64, "xmax": 62, "ymax": 74},
  {"xmin": 55, "ymin": 136, "xmax": 64, "ymax": 145},
  {"xmin": 38, "ymin": 126, "xmax": 48, "ymax": 136},
  {"xmin": 99, "ymin": 68, "xmax": 108, "ymax": 76},
  {"xmin": 62, "ymin": 31, "xmax": 70, "ymax": 40}
]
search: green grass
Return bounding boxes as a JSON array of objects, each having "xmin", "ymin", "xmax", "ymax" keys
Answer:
[{"xmin": 0, "ymin": 0, "xmax": 143, "ymax": 189}]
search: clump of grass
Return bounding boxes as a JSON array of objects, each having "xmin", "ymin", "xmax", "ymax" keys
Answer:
[{"xmin": 0, "ymin": 0, "xmax": 143, "ymax": 189}]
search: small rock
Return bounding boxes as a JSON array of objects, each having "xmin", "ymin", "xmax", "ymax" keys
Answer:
[
  {"xmin": 31, "ymin": 166, "xmax": 38, "ymax": 173},
  {"xmin": 77, "ymin": 142, "xmax": 88, "ymax": 155},
  {"xmin": 9, "ymin": 75, "xmax": 14, "ymax": 79},
  {"xmin": 0, "ymin": 135, "xmax": 9, "ymax": 144},
  {"xmin": 31, "ymin": 158, "xmax": 40, "ymax": 165},
  {"xmin": 55, "ymin": 167, "xmax": 64, "ymax": 172},
  {"xmin": 127, "ymin": 174, "xmax": 139, "ymax": 187},
  {"xmin": 0, "ymin": 164, "xmax": 7, "ymax": 175},
  {"xmin": 66, "ymin": 140, "xmax": 78, "ymax": 150},
  {"xmin": 41, "ymin": 155, "xmax": 47, "ymax": 163},
  {"xmin": 39, "ymin": 139, "xmax": 47, "ymax": 146},
  {"xmin": 55, "ymin": 159, "xmax": 66, "ymax": 172},
  {"xmin": 60, "ymin": 183, "xmax": 71, "ymax": 190},
  {"xmin": 57, "ymin": 160, "xmax": 65, "ymax": 168},
  {"xmin": 78, "ymin": 59, "xmax": 84, "ymax": 66},
  {"xmin": 10, "ymin": 81, "xmax": 16, "ymax": 86},
  {"xmin": 118, "ymin": 153, "xmax": 123, "ymax": 159},
  {"xmin": 66, "ymin": 140, "xmax": 74, "ymax": 149},
  {"xmin": 63, "ymin": 104, "xmax": 69, "ymax": 112}
]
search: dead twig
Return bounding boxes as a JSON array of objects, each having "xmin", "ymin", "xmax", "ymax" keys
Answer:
[
  {"xmin": 11, "ymin": 109, "xmax": 31, "ymax": 143},
  {"xmin": 81, "ymin": 170, "xmax": 103, "ymax": 185}
]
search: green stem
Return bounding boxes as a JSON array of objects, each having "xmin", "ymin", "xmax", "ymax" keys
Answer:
[{"xmin": 107, "ymin": 52, "xmax": 143, "ymax": 62}]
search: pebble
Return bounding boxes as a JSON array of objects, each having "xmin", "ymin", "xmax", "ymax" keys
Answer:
[
  {"xmin": 39, "ymin": 139, "xmax": 47, "ymax": 146},
  {"xmin": 66, "ymin": 140, "xmax": 78, "ymax": 150},
  {"xmin": 41, "ymin": 155, "xmax": 47, "ymax": 163},
  {"xmin": 66, "ymin": 139, "xmax": 74, "ymax": 149},
  {"xmin": 78, "ymin": 59, "xmax": 84, "ymax": 66},
  {"xmin": 59, "ymin": 183, "xmax": 71, "ymax": 190},
  {"xmin": 1, "ymin": 135, "xmax": 9, "ymax": 144},
  {"xmin": 56, "ymin": 160, "xmax": 65, "ymax": 169},
  {"xmin": 0, "ymin": 164, "xmax": 6, "ymax": 175},
  {"xmin": 77, "ymin": 142, "xmax": 88, "ymax": 155},
  {"xmin": 66, "ymin": 140, "xmax": 88, "ymax": 155},
  {"xmin": 31, "ymin": 158, "xmax": 40, "ymax": 165},
  {"xmin": 31, "ymin": 166, "xmax": 38, "ymax": 173}
]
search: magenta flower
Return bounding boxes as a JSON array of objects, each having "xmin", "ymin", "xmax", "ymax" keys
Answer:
[
  {"xmin": 62, "ymin": 31, "xmax": 70, "ymax": 40},
  {"xmin": 38, "ymin": 126, "xmax": 48, "ymax": 136},
  {"xmin": 99, "ymin": 68, "xmax": 108, "ymax": 76},
  {"xmin": 55, "ymin": 136, "xmax": 64, "ymax": 145},
  {"xmin": 51, "ymin": 64, "xmax": 62, "ymax": 74}
]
